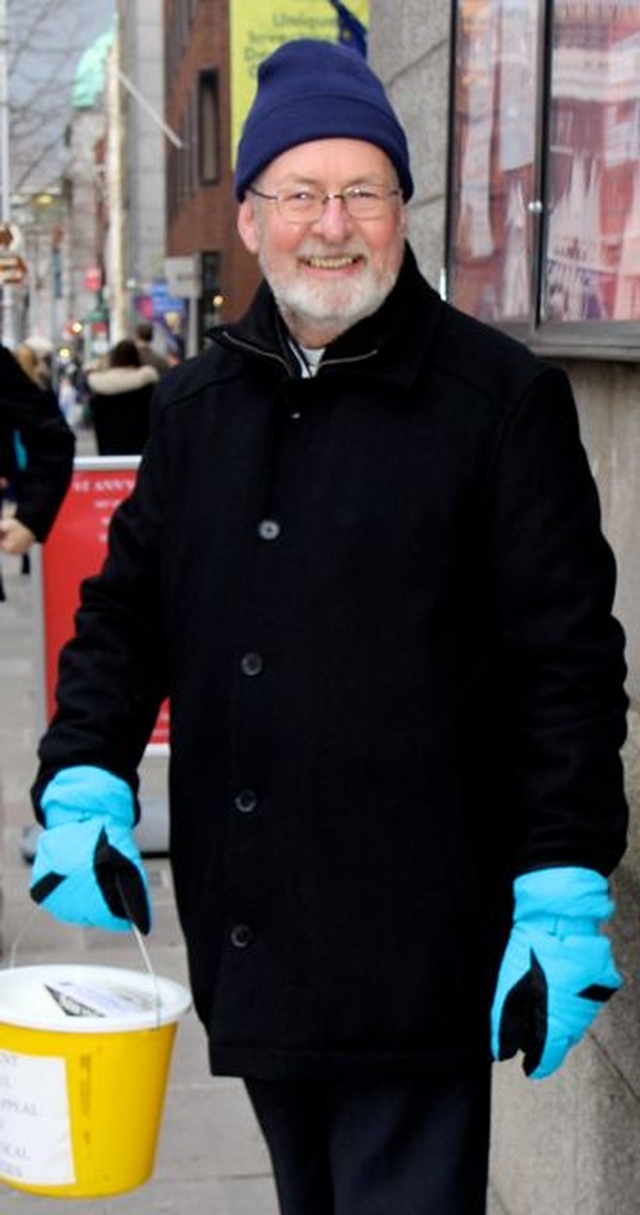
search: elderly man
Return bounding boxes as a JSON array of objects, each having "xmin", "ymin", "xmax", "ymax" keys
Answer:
[{"xmin": 30, "ymin": 39, "xmax": 627, "ymax": 1215}]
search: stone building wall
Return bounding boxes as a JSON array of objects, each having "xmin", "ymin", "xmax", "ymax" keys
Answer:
[{"xmin": 369, "ymin": 3, "xmax": 640, "ymax": 1211}]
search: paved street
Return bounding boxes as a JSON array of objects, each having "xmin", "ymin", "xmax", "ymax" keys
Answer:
[{"xmin": 0, "ymin": 550, "xmax": 279, "ymax": 1214}]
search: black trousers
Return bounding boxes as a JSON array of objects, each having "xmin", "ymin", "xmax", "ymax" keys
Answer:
[{"xmin": 245, "ymin": 1068, "xmax": 491, "ymax": 1215}]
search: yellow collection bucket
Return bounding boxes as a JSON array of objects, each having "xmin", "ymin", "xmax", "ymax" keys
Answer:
[{"xmin": 0, "ymin": 963, "xmax": 191, "ymax": 1197}]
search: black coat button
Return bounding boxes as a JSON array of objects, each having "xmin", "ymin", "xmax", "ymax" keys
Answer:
[
  {"xmin": 241, "ymin": 652, "xmax": 263, "ymax": 676},
  {"xmin": 230, "ymin": 923, "xmax": 253, "ymax": 949},
  {"xmin": 235, "ymin": 789, "xmax": 258, "ymax": 813},
  {"xmin": 258, "ymin": 519, "xmax": 280, "ymax": 541}
]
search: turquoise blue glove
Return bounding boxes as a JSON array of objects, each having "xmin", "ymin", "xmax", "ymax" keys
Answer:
[
  {"xmin": 30, "ymin": 766, "xmax": 151, "ymax": 934},
  {"xmin": 491, "ymin": 867, "xmax": 621, "ymax": 1079}
]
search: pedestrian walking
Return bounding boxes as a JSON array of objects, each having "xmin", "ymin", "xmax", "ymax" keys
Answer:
[
  {"xmin": 0, "ymin": 344, "xmax": 74, "ymax": 597},
  {"xmin": 86, "ymin": 338, "xmax": 158, "ymax": 455},
  {"xmin": 21, "ymin": 334, "xmax": 55, "ymax": 390},
  {"xmin": 29, "ymin": 38, "xmax": 627, "ymax": 1215},
  {"xmin": 134, "ymin": 321, "xmax": 171, "ymax": 377}
]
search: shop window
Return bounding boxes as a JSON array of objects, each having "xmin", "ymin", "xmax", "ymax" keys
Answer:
[
  {"xmin": 448, "ymin": 0, "xmax": 640, "ymax": 355},
  {"xmin": 199, "ymin": 71, "xmax": 220, "ymax": 185},
  {"xmin": 200, "ymin": 251, "xmax": 224, "ymax": 338}
]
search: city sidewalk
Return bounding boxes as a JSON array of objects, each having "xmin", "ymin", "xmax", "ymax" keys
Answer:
[{"xmin": 0, "ymin": 551, "xmax": 279, "ymax": 1214}]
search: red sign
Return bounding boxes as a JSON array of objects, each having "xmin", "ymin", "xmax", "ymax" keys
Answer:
[
  {"xmin": 39, "ymin": 459, "xmax": 169, "ymax": 749},
  {"xmin": 84, "ymin": 265, "xmax": 103, "ymax": 292}
]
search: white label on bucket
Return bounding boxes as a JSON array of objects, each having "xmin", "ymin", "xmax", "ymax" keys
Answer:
[
  {"xmin": 46, "ymin": 980, "xmax": 157, "ymax": 1019},
  {"xmin": 0, "ymin": 1049, "xmax": 74, "ymax": 1186}
]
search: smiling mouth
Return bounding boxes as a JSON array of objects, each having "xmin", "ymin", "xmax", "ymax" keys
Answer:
[{"xmin": 300, "ymin": 254, "xmax": 365, "ymax": 270}]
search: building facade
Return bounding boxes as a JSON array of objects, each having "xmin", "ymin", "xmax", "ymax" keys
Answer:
[
  {"xmin": 117, "ymin": 0, "xmax": 169, "ymax": 342},
  {"xmin": 64, "ymin": 36, "xmax": 113, "ymax": 359},
  {"xmin": 163, "ymin": 0, "xmax": 260, "ymax": 342}
]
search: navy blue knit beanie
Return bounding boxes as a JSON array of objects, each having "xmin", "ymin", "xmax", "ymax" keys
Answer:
[{"xmin": 235, "ymin": 39, "xmax": 413, "ymax": 202}]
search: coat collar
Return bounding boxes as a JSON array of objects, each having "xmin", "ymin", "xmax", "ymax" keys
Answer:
[
  {"xmin": 214, "ymin": 244, "xmax": 444, "ymax": 392},
  {"xmin": 87, "ymin": 364, "xmax": 159, "ymax": 396}
]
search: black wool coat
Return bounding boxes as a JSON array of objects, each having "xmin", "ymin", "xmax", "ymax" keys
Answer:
[
  {"xmin": 34, "ymin": 248, "xmax": 628, "ymax": 1080},
  {"xmin": 0, "ymin": 345, "xmax": 75, "ymax": 599},
  {"xmin": 87, "ymin": 364, "xmax": 158, "ymax": 455}
]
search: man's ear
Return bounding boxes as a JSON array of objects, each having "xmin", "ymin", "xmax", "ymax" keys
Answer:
[
  {"xmin": 399, "ymin": 201, "xmax": 409, "ymax": 239},
  {"xmin": 237, "ymin": 197, "xmax": 260, "ymax": 255}
]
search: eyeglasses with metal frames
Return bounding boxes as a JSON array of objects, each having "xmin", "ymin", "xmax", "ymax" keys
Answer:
[{"xmin": 247, "ymin": 184, "xmax": 402, "ymax": 223}]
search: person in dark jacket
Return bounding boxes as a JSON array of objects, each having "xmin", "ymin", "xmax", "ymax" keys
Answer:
[
  {"xmin": 87, "ymin": 338, "xmax": 158, "ymax": 455},
  {"xmin": 29, "ymin": 40, "xmax": 627, "ymax": 1215},
  {"xmin": 133, "ymin": 321, "xmax": 171, "ymax": 377},
  {"xmin": 0, "ymin": 344, "xmax": 74, "ymax": 599}
]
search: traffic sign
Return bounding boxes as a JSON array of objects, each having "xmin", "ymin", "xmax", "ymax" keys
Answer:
[
  {"xmin": 0, "ymin": 224, "xmax": 23, "ymax": 252},
  {"xmin": 0, "ymin": 254, "xmax": 27, "ymax": 285},
  {"xmin": 164, "ymin": 255, "xmax": 201, "ymax": 298}
]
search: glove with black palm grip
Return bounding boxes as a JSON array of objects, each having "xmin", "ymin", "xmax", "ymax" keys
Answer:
[
  {"xmin": 30, "ymin": 765, "xmax": 151, "ymax": 934},
  {"xmin": 491, "ymin": 867, "xmax": 621, "ymax": 1079}
]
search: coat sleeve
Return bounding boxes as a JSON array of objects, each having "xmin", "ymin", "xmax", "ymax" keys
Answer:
[
  {"xmin": 32, "ymin": 417, "xmax": 169, "ymax": 813},
  {"xmin": 0, "ymin": 345, "xmax": 75, "ymax": 541},
  {"xmin": 486, "ymin": 365, "xmax": 628, "ymax": 876}
]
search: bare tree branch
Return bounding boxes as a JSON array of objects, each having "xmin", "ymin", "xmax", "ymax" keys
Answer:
[{"xmin": 7, "ymin": 0, "xmax": 114, "ymax": 193}]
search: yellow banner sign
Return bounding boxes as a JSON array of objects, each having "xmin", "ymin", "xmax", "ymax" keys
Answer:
[{"xmin": 230, "ymin": 0, "xmax": 370, "ymax": 165}]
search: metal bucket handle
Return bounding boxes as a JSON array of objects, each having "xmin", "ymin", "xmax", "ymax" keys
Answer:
[{"xmin": 7, "ymin": 878, "xmax": 163, "ymax": 1028}]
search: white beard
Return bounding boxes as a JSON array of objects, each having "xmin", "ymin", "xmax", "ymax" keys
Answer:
[{"xmin": 260, "ymin": 248, "xmax": 401, "ymax": 342}]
